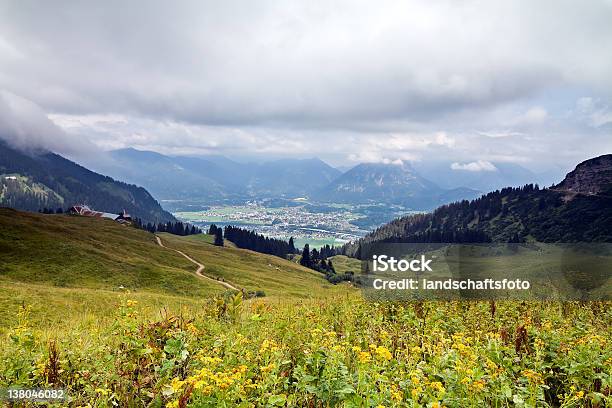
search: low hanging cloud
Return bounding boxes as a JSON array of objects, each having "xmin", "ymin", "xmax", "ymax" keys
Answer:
[
  {"xmin": 451, "ymin": 160, "xmax": 498, "ymax": 172},
  {"xmin": 0, "ymin": 90, "xmax": 95, "ymax": 154}
]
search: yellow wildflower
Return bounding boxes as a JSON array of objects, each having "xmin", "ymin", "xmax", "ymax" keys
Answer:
[
  {"xmin": 523, "ymin": 369, "xmax": 543, "ymax": 384},
  {"xmin": 429, "ymin": 381, "xmax": 445, "ymax": 393},
  {"xmin": 170, "ymin": 377, "xmax": 185, "ymax": 392},
  {"xmin": 358, "ymin": 351, "xmax": 372, "ymax": 363},
  {"xmin": 380, "ymin": 330, "xmax": 390, "ymax": 341},
  {"xmin": 260, "ymin": 362, "xmax": 276, "ymax": 374},
  {"xmin": 470, "ymin": 379, "xmax": 486, "ymax": 392},
  {"xmin": 375, "ymin": 346, "xmax": 392, "ymax": 361},
  {"xmin": 390, "ymin": 384, "xmax": 403, "ymax": 402}
]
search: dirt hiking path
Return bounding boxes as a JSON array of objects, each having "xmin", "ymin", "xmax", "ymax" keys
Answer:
[{"xmin": 155, "ymin": 235, "xmax": 240, "ymax": 291}]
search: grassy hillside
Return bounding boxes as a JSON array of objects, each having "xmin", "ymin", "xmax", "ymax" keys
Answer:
[
  {"xmin": 329, "ymin": 255, "xmax": 362, "ymax": 275},
  {"xmin": 0, "ymin": 281, "xmax": 211, "ymax": 332},
  {"xmin": 159, "ymin": 233, "xmax": 335, "ymax": 298},
  {"xmin": 0, "ymin": 208, "xmax": 217, "ymax": 296},
  {"xmin": 0, "ymin": 209, "xmax": 336, "ymax": 329},
  {"xmin": 187, "ymin": 232, "xmax": 237, "ymax": 248}
]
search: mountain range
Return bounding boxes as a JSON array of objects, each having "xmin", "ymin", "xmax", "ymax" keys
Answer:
[
  {"xmin": 0, "ymin": 142, "xmax": 174, "ymax": 223},
  {"xmin": 89, "ymin": 148, "xmax": 534, "ymax": 209},
  {"xmin": 91, "ymin": 148, "xmax": 342, "ymax": 202},
  {"xmin": 1, "ymin": 141, "xmax": 553, "ymax": 223}
]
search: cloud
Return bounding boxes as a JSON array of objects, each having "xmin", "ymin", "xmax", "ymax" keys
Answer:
[
  {"xmin": 344, "ymin": 132, "xmax": 459, "ymax": 164},
  {"xmin": 451, "ymin": 160, "xmax": 498, "ymax": 172},
  {"xmin": 576, "ymin": 97, "xmax": 612, "ymax": 127},
  {"xmin": 0, "ymin": 1, "xmax": 610, "ymax": 168},
  {"xmin": 522, "ymin": 107, "xmax": 548, "ymax": 124},
  {"xmin": 1, "ymin": 0, "xmax": 612, "ymax": 128},
  {"xmin": 0, "ymin": 90, "xmax": 95, "ymax": 154},
  {"xmin": 477, "ymin": 131, "xmax": 525, "ymax": 138}
]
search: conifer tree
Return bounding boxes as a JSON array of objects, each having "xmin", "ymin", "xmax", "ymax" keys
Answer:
[
  {"xmin": 208, "ymin": 224, "xmax": 218, "ymax": 235},
  {"xmin": 300, "ymin": 244, "xmax": 311, "ymax": 267},
  {"xmin": 288, "ymin": 237, "xmax": 295, "ymax": 254},
  {"xmin": 214, "ymin": 228, "xmax": 224, "ymax": 246}
]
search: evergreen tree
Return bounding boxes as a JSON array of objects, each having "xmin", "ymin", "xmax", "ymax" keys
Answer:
[
  {"xmin": 300, "ymin": 244, "xmax": 311, "ymax": 268},
  {"xmin": 223, "ymin": 225, "xmax": 294, "ymax": 258},
  {"xmin": 214, "ymin": 228, "xmax": 224, "ymax": 246},
  {"xmin": 208, "ymin": 224, "xmax": 218, "ymax": 235},
  {"xmin": 288, "ymin": 237, "xmax": 295, "ymax": 254},
  {"xmin": 311, "ymin": 248, "xmax": 320, "ymax": 262}
]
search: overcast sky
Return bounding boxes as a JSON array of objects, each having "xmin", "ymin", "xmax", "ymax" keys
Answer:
[{"xmin": 1, "ymin": 0, "xmax": 611, "ymax": 171}]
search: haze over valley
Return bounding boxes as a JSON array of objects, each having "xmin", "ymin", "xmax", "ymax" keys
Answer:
[{"xmin": 62, "ymin": 146, "xmax": 559, "ymax": 247}]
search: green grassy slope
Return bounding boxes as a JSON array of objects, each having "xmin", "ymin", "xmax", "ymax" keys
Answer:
[
  {"xmin": 186, "ymin": 233, "xmax": 237, "ymax": 248},
  {"xmin": 329, "ymin": 255, "xmax": 362, "ymax": 275},
  {"xmin": 0, "ymin": 281, "xmax": 210, "ymax": 331},
  {"xmin": 0, "ymin": 208, "xmax": 220, "ymax": 296},
  {"xmin": 0, "ymin": 208, "xmax": 331, "ymax": 297},
  {"xmin": 0, "ymin": 209, "xmax": 337, "ymax": 328},
  {"xmin": 159, "ymin": 233, "xmax": 334, "ymax": 297}
]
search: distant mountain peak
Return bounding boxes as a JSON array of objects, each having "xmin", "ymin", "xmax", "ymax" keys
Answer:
[
  {"xmin": 332, "ymin": 162, "xmax": 424, "ymax": 191},
  {"xmin": 313, "ymin": 160, "xmax": 480, "ymax": 209},
  {"xmin": 554, "ymin": 154, "xmax": 612, "ymax": 195}
]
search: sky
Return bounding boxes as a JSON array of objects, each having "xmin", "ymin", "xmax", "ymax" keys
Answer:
[{"xmin": 1, "ymin": 0, "xmax": 612, "ymax": 172}]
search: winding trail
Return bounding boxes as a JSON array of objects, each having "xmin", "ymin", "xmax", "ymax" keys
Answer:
[{"xmin": 155, "ymin": 235, "xmax": 240, "ymax": 291}]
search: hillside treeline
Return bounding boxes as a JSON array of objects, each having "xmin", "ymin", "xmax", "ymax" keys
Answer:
[
  {"xmin": 222, "ymin": 225, "xmax": 297, "ymax": 258},
  {"xmin": 136, "ymin": 218, "xmax": 202, "ymax": 236},
  {"xmin": 342, "ymin": 183, "xmax": 612, "ymax": 257}
]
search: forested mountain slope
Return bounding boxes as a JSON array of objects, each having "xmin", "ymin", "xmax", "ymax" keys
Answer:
[
  {"xmin": 0, "ymin": 142, "xmax": 174, "ymax": 223},
  {"xmin": 343, "ymin": 155, "xmax": 612, "ymax": 255}
]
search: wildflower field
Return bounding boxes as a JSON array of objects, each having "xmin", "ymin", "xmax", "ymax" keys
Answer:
[{"xmin": 1, "ymin": 292, "xmax": 610, "ymax": 407}]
